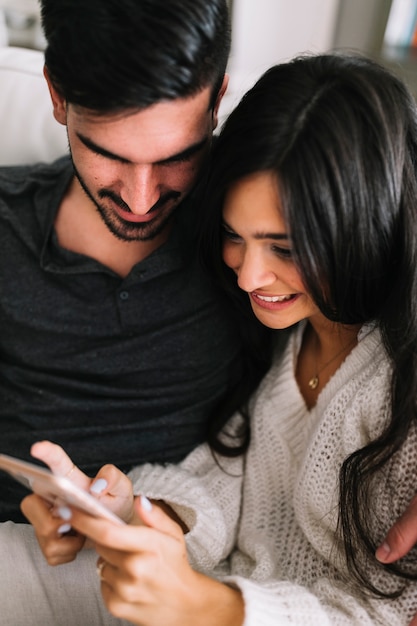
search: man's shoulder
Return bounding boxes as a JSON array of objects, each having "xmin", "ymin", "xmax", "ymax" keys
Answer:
[
  {"xmin": 0, "ymin": 156, "xmax": 72, "ymax": 219},
  {"xmin": 0, "ymin": 156, "xmax": 72, "ymax": 234},
  {"xmin": 0, "ymin": 156, "xmax": 71, "ymax": 191}
]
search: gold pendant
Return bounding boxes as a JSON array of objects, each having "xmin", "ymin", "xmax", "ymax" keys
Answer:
[{"xmin": 308, "ymin": 376, "xmax": 319, "ymax": 390}]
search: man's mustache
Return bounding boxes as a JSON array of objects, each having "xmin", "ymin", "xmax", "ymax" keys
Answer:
[{"xmin": 98, "ymin": 189, "xmax": 181, "ymax": 214}]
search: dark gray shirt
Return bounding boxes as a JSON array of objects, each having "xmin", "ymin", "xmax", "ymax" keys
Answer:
[{"xmin": 0, "ymin": 157, "xmax": 242, "ymax": 521}]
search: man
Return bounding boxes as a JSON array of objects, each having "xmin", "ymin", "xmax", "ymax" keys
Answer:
[
  {"xmin": 0, "ymin": 0, "xmax": 264, "ymax": 521},
  {"xmin": 0, "ymin": 0, "xmax": 250, "ymax": 524},
  {"xmin": 0, "ymin": 0, "xmax": 264, "ymax": 623}
]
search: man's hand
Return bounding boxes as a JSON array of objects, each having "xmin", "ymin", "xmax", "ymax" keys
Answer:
[
  {"xmin": 375, "ymin": 494, "xmax": 417, "ymax": 564},
  {"xmin": 20, "ymin": 440, "xmax": 134, "ymax": 566},
  {"xmin": 375, "ymin": 495, "xmax": 417, "ymax": 626}
]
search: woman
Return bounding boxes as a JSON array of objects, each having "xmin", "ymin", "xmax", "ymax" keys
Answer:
[{"xmin": 24, "ymin": 53, "xmax": 417, "ymax": 624}]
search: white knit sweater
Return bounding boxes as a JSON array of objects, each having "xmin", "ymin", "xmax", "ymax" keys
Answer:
[{"xmin": 129, "ymin": 323, "xmax": 417, "ymax": 625}]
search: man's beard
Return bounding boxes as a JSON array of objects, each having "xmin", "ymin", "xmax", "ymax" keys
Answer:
[{"xmin": 72, "ymin": 164, "xmax": 181, "ymax": 242}]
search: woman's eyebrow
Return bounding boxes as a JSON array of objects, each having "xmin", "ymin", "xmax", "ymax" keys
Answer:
[
  {"xmin": 222, "ymin": 218, "xmax": 289, "ymax": 241},
  {"xmin": 222, "ymin": 219, "xmax": 288, "ymax": 241},
  {"xmin": 253, "ymin": 232, "xmax": 289, "ymax": 241}
]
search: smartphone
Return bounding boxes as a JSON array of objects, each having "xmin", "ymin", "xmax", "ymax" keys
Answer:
[{"xmin": 0, "ymin": 453, "xmax": 125, "ymax": 525}]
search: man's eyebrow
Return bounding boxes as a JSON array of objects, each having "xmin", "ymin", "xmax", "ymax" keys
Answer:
[
  {"xmin": 158, "ymin": 137, "xmax": 209, "ymax": 164},
  {"xmin": 222, "ymin": 219, "xmax": 289, "ymax": 241},
  {"xmin": 76, "ymin": 133, "xmax": 209, "ymax": 165}
]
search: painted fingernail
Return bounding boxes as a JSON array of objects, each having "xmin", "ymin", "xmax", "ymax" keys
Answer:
[
  {"xmin": 140, "ymin": 495, "xmax": 152, "ymax": 512},
  {"xmin": 90, "ymin": 478, "xmax": 108, "ymax": 494},
  {"xmin": 57, "ymin": 506, "xmax": 72, "ymax": 521},
  {"xmin": 375, "ymin": 541, "xmax": 390, "ymax": 562},
  {"xmin": 58, "ymin": 523, "xmax": 72, "ymax": 535}
]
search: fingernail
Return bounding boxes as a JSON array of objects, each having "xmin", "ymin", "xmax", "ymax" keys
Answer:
[
  {"xmin": 90, "ymin": 478, "xmax": 108, "ymax": 495},
  {"xmin": 58, "ymin": 523, "xmax": 72, "ymax": 535},
  {"xmin": 376, "ymin": 541, "xmax": 390, "ymax": 562},
  {"xmin": 140, "ymin": 495, "xmax": 152, "ymax": 512},
  {"xmin": 57, "ymin": 506, "xmax": 72, "ymax": 521}
]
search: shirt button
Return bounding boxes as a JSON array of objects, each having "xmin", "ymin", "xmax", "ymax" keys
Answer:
[{"xmin": 119, "ymin": 290, "xmax": 129, "ymax": 301}]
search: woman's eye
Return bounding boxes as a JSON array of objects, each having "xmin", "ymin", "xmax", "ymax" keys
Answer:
[
  {"xmin": 271, "ymin": 245, "xmax": 292, "ymax": 259},
  {"xmin": 221, "ymin": 226, "xmax": 241, "ymax": 242}
]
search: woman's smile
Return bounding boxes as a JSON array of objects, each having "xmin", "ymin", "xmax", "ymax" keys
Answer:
[
  {"xmin": 222, "ymin": 171, "xmax": 320, "ymax": 329},
  {"xmin": 250, "ymin": 292, "xmax": 300, "ymax": 310}
]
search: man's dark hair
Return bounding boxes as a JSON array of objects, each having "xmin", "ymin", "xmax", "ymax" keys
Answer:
[{"xmin": 40, "ymin": 0, "xmax": 231, "ymax": 113}]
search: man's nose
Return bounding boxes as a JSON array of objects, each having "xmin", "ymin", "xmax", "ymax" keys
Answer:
[{"xmin": 121, "ymin": 164, "xmax": 161, "ymax": 215}]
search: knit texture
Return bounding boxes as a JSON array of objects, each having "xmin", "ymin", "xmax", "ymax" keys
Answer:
[{"xmin": 129, "ymin": 323, "xmax": 417, "ymax": 625}]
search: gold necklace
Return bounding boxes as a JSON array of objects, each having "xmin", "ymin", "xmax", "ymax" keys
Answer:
[{"xmin": 308, "ymin": 335, "xmax": 357, "ymax": 390}]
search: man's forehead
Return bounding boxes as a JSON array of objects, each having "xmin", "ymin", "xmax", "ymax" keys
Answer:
[
  {"xmin": 70, "ymin": 84, "xmax": 213, "ymax": 124},
  {"xmin": 67, "ymin": 86, "xmax": 214, "ymax": 162},
  {"xmin": 66, "ymin": 87, "xmax": 214, "ymax": 166}
]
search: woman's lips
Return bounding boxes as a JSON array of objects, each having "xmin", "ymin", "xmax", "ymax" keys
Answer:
[{"xmin": 250, "ymin": 292, "xmax": 299, "ymax": 310}]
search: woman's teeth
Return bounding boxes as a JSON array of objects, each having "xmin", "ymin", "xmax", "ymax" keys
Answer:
[{"xmin": 255, "ymin": 294, "xmax": 293, "ymax": 302}]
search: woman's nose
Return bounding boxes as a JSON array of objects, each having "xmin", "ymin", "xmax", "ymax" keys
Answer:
[{"xmin": 236, "ymin": 249, "xmax": 277, "ymax": 293}]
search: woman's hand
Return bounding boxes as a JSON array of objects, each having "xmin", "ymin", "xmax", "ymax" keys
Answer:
[
  {"xmin": 70, "ymin": 496, "xmax": 245, "ymax": 626},
  {"xmin": 20, "ymin": 440, "xmax": 134, "ymax": 565}
]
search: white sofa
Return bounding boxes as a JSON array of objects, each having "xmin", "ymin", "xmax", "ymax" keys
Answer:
[{"xmin": 0, "ymin": 46, "xmax": 67, "ymax": 165}]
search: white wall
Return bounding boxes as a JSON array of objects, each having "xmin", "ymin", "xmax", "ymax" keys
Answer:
[
  {"xmin": 222, "ymin": 0, "xmax": 340, "ymax": 119},
  {"xmin": 0, "ymin": 0, "xmax": 45, "ymax": 49}
]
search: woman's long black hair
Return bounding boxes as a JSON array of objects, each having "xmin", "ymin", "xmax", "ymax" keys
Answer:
[{"xmin": 200, "ymin": 53, "xmax": 417, "ymax": 596}]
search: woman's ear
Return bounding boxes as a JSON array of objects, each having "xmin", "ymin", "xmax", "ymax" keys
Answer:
[
  {"xmin": 43, "ymin": 66, "xmax": 67, "ymax": 126},
  {"xmin": 212, "ymin": 74, "xmax": 229, "ymax": 131}
]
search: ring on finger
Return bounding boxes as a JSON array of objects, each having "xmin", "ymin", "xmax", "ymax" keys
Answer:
[
  {"xmin": 96, "ymin": 559, "xmax": 106, "ymax": 581},
  {"xmin": 65, "ymin": 464, "xmax": 76, "ymax": 478}
]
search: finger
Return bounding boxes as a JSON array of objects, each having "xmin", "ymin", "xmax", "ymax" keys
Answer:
[
  {"xmin": 71, "ymin": 507, "xmax": 142, "ymax": 551},
  {"xmin": 409, "ymin": 614, "xmax": 417, "ymax": 626},
  {"xmin": 95, "ymin": 557, "xmax": 121, "ymax": 588},
  {"xmin": 91, "ymin": 465, "xmax": 134, "ymax": 522},
  {"xmin": 20, "ymin": 494, "xmax": 85, "ymax": 565},
  {"xmin": 40, "ymin": 530, "xmax": 86, "ymax": 566},
  {"xmin": 71, "ymin": 500, "xmax": 183, "ymax": 559},
  {"xmin": 100, "ymin": 578, "xmax": 137, "ymax": 626},
  {"xmin": 30, "ymin": 441, "xmax": 90, "ymax": 489},
  {"xmin": 136, "ymin": 496, "xmax": 187, "ymax": 537},
  {"xmin": 22, "ymin": 496, "xmax": 74, "ymax": 539},
  {"xmin": 21, "ymin": 492, "xmax": 52, "ymax": 526},
  {"xmin": 96, "ymin": 554, "xmax": 150, "ymax": 624},
  {"xmin": 376, "ymin": 495, "xmax": 417, "ymax": 563},
  {"xmin": 21, "ymin": 494, "xmax": 68, "ymax": 539},
  {"xmin": 70, "ymin": 505, "xmax": 175, "ymax": 565},
  {"xmin": 91, "ymin": 464, "xmax": 130, "ymax": 498}
]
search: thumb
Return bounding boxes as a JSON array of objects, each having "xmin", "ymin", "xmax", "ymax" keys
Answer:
[
  {"xmin": 30, "ymin": 441, "xmax": 90, "ymax": 490},
  {"xmin": 91, "ymin": 464, "xmax": 131, "ymax": 498},
  {"xmin": 136, "ymin": 495, "xmax": 188, "ymax": 537},
  {"xmin": 90, "ymin": 464, "xmax": 134, "ymax": 522}
]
